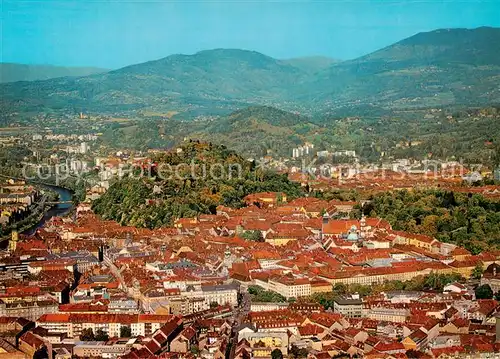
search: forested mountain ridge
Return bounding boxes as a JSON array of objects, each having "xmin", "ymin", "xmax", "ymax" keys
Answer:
[
  {"xmin": 1, "ymin": 27, "xmax": 499, "ymax": 116},
  {"xmin": 304, "ymin": 27, "xmax": 500, "ymax": 111},
  {"xmin": 97, "ymin": 106, "xmax": 318, "ymax": 156},
  {"xmin": 0, "ymin": 49, "xmax": 303, "ymax": 115},
  {"xmin": 188, "ymin": 106, "xmax": 320, "ymax": 157},
  {"xmin": 356, "ymin": 27, "xmax": 500, "ymax": 65}
]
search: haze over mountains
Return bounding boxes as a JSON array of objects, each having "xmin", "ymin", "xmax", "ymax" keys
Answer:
[
  {"xmin": 280, "ymin": 56, "xmax": 341, "ymax": 74},
  {"xmin": 0, "ymin": 63, "xmax": 108, "ymax": 83},
  {"xmin": 1, "ymin": 27, "xmax": 499, "ymax": 117}
]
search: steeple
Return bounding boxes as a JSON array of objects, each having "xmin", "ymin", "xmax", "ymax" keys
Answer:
[
  {"xmin": 360, "ymin": 215, "xmax": 367, "ymax": 238},
  {"xmin": 8, "ymin": 230, "xmax": 18, "ymax": 253},
  {"xmin": 321, "ymin": 213, "xmax": 329, "ymax": 242}
]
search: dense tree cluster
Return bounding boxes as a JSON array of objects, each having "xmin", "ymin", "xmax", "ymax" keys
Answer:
[
  {"xmin": 92, "ymin": 141, "xmax": 303, "ymax": 228},
  {"xmin": 364, "ymin": 189, "xmax": 500, "ymax": 254},
  {"xmin": 79, "ymin": 328, "xmax": 109, "ymax": 341},
  {"xmin": 120, "ymin": 326, "xmax": 132, "ymax": 338},
  {"xmin": 475, "ymin": 284, "xmax": 494, "ymax": 299},
  {"xmin": 271, "ymin": 349, "xmax": 284, "ymax": 359},
  {"xmin": 309, "ymin": 273, "xmax": 464, "ymax": 309},
  {"xmin": 248, "ymin": 285, "xmax": 287, "ymax": 303},
  {"xmin": 241, "ymin": 230, "xmax": 264, "ymax": 242}
]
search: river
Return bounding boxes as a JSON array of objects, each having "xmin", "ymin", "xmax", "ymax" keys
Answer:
[{"xmin": 22, "ymin": 184, "xmax": 74, "ymax": 236}]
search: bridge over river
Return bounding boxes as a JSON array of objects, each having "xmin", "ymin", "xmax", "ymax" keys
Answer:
[{"xmin": 46, "ymin": 201, "xmax": 73, "ymax": 205}]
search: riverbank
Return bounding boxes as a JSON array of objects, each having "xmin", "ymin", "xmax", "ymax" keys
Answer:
[
  {"xmin": 22, "ymin": 184, "xmax": 74, "ymax": 236},
  {"xmin": 0, "ymin": 194, "xmax": 48, "ymax": 239},
  {"xmin": 0, "ymin": 184, "xmax": 74, "ymax": 244}
]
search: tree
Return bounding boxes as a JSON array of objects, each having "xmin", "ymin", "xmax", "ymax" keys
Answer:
[
  {"xmin": 271, "ymin": 349, "xmax": 283, "ymax": 359},
  {"xmin": 248, "ymin": 285, "xmax": 286, "ymax": 303},
  {"xmin": 475, "ymin": 284, "xmax": 494, "ymax": 299},
  {"xmin": 290, "ymin": 345, "xmax": 308, "ymax": 359},
  {"xmin": 33, "ymin": 347, "xmax": 49, "ymax": 359},
  {"xmin": 241, "ymin": 230, "xmax": 263, "ymax": 242},
  {"xmin": 421, "ymin": 215, "xmax": 439, "ymax": 236},
  {"xmin": 210, "ymin": 301, "xmax": 219, "ymax": 308},
  {"xmin": 120, "ymin": 326, "xmax": 132, "ymax": 338},
  {"xmin": 471, "ymin": 262, "xmax": 484, "ymax": 280},
  {"xmin": 190, "ymin": 345, "xmax": 200, "ymax": 355},
  {"xmin": 248, "ymin": 285, "xmax": 259, "ymax": 295},
  {"xmin": 80, "ymin": 328, "xmax": 95, "ymax": 341},
  {"xmin": 95, "ymin": 329, "xmax": 109, "ymax": 341},
  {"xmin": 332, "ymin": 283, "xmax": 347, "ymax": 295}
]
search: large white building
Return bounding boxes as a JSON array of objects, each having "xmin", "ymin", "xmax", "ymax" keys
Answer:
[
  {"xmin": 365, "ymin": 306, "xmax": 409, "ymax": 323},
  {"xmin": 36, "ymin": 313, "xmax": 176, "ymax": 338},
  {"xmin": 73, "ymin": 339, "xmax": 137, "ymax": 359},
  {"xmin": 250, "ymin": 302, "xmax": 289, "ymax": 312},
  {"xmin": 255, "ymin": 275, "xmax": 311, "ymax": 299},
  {"xmin": 80, "ymin": 142, "xmax": 89, "ymax": 154},
  {"xmin": 182, "ymin": 282, "xmax": 239, "ymax": 307}
]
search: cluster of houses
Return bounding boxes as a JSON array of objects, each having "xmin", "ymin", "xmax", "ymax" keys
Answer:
[
  {"xmin": 0, "ymin": 180, "xmax": 39, "ymax": 227},
  {"xmin": 1, "ymin": 190, "xmax": 500, "ymax": 358}
]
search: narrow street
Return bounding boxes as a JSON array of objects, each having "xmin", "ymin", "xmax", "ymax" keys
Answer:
[{"xmin": 228, "ymin": 291, "xmax": 251, "ymax": 359}]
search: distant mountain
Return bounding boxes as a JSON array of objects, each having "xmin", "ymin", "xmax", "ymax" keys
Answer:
[
  {"xmin": 361, "ymin": 27, "xmax": 500, "ymax": 65},
  {"xmin": 1, "ymin": 27, "xmax": 499, "ymax": 116},
  {"xmin": 0, "ymin": 49, "xmax": 303, "ymax": 114},
  {"xmin": 0, "ymin": 63, "xmax": 108, "ymax": 83},
  {"xmin": 108, "ymin": 49, "xmax": 304, "ymax": 105},
  {"xmin": 281, "ymin": 56, "xmax": 340, "ymax": 73},
  {"xmin": 306, "ymin": 27, "xmax": 500, "ymax": 110}
]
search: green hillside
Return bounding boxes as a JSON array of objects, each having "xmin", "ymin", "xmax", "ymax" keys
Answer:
[
  {"xmin": 97, "ymin": 106, "xmax": 319, "ymax": 157},
  {"xmin": 1, "ymin": 27, "xmax": 499, "ymax": 116},
  {"xmin": 95, "ymin": 105, "xmax": 500, "ymax": 165},
  {"xmin": 307, "ymin": 27, "xmax": 500, "ymax": 111},
  {"xmin": 0, "ymin": 49, "xmax": 303, "ymax": 114},
  {"xmin": 92, "ymin": 140, "xmax": 303, "ymax": 228},
  {"xmin": 189, "ymin": 106, "xmax": 320, "ymax": 157}
]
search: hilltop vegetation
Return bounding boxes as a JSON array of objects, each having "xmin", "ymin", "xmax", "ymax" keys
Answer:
[
  {"xmin": 92, "ymin": 141, "xmax": 303, "ymax": 228},
  {"xmin": 96, "ymin": 106, "xmax": 319, "ymax": 157},
  {"xmin": 190, "ymin": 106, "xmax": 320, "ymax": 158},
  {"xmin": 1, "ymin": 27, "xmax": 499, "ymax": 116}
]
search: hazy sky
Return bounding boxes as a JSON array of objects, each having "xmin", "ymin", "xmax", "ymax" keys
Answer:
[{"xmin": 2, "ymin": 0, "xmax": 500, "ymax": 69}]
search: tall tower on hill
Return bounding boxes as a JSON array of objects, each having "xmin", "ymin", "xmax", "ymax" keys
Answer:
[{"xmin": 360, "ymin": 215, "xmax": 367, "ymax": 239}]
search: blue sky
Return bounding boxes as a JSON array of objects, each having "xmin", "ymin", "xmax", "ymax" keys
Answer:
[{"xmin": 2, "ymin": 0, "xmax": 500, "ymax": 69}]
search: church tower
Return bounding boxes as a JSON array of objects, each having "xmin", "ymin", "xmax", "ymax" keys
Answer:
[
  {"xmin": 8, "ymin": 230, "xmax": 18, "ymax": 253},
  {"xmin": 360, "ymin": 215, "xmax": 367, "ymax": 238},
  {"xmin": 220, "ymin": 246, "xmax": 232, "ymax": 277},
  {"xmin": 321, "ymin": 213, "xmax": 329, "ymax": 242}
]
